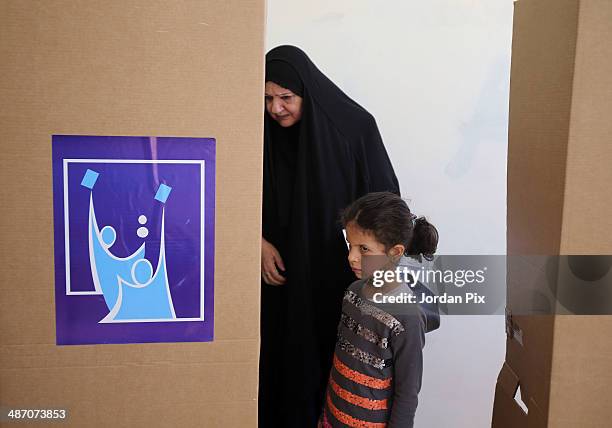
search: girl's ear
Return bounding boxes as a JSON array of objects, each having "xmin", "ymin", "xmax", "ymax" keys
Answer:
[{"xmin": 388, "ymin": 244, "xmax": 405, "ymax": 260}]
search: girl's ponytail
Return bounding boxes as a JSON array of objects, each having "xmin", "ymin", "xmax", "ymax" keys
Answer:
[{"xmin": 408, "ymin": 216, "xmax": 439, "ymax": 261}]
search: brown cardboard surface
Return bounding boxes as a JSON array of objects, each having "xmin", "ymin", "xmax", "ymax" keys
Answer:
[
  {"xmin": 495, "ymin": 0, "xmax": 612, "ymax": 427},
  {"xmin": 548, "ymin": 1, "xmax": 612, "ymax": 425},
  {"xmin": 559, "ymin": 0, "xmax": 612, "ymax": 254},
  {"xmin": 0, "ymin": 1, "xmax": 265, "ymax": 427},
  {"xmin": 506, "ymin": 0, "xmax": 579, "ymax": 256}
]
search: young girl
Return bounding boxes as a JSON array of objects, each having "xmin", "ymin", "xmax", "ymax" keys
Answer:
[{"xmin": 319, "ymin": 192, "xmax": 439, "ymax": 428}]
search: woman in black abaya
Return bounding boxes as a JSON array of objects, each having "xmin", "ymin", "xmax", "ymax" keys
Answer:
[{"xmin": 260, "ymin": 45, "xmax": 400, "ymax": 428}]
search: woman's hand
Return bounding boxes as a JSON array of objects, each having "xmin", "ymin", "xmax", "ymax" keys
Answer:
[{"xmin": 261, "ymin": 237, "xmax": 286, "ymax": 286}]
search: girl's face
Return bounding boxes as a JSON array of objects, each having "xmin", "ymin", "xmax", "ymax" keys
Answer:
[
  {"xmin": 345, "ymin": 221, "xmax": 388, "ymax": 279},
  {"xmin": 265, "ymin": 81, "xmax": 303, "ymax": 127}
]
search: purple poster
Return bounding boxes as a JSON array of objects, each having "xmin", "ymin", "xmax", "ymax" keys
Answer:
[{"xmin": 51, "ymin": 135, "xmax": 215, "ymax": 345}]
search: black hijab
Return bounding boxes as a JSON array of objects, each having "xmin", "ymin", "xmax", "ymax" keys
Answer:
[
  {"xmin": 265, "ymin": 59, "xmax": 304, "ymax": 96},
  {"xmin": 260, "ymin": 45, "xmax": 400, "ymax": 428}
]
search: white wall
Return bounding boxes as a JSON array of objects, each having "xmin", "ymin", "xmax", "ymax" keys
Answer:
[{"xmin": 266, "ymin": 1, "xmax": 513, "ymax": 426}]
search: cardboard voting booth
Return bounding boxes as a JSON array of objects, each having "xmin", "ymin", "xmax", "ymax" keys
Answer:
[
  {"xmin": 493, "ymin": 0, "xmax": 612, "ymax": 426},
  {"xmin": 1, "ymin": 1, "xmax": 265, "ymax": 426}
]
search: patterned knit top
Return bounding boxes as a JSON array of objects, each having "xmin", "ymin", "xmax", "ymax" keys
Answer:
[{"xmin": 320, "ymin": 279, "xmax": 426, "ymax": 428}]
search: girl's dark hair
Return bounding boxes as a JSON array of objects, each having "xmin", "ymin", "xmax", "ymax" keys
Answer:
[{"xmin": 341, "ymin": 192, "xmax": 439, "ymax": 261}]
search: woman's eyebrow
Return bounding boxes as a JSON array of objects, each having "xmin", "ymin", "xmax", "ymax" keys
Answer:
[{"xmin": 347, "ymin": 239, "xmax": 366, "ymax": 246}]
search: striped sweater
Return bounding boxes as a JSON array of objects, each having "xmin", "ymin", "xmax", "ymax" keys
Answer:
[{"xmin": 320, "ymin": 279, "xmax": 426, "ymax": 428}]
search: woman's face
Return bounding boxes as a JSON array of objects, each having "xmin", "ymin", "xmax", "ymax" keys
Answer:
[{"xmin": 265, "ymin": 81, "xmax": 303, "ymax": 127}]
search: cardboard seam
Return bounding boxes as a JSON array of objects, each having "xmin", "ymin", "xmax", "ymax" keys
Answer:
[
  {"xmin": 0, "ymin": 338, "xmax": 259, "ymax": 347},
  {"xmin": 1, "ymin": 361, "xmax": 259, "ymax": 370}
]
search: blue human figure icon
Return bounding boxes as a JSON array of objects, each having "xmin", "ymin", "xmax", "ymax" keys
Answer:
[
  {"xmin": 87, "ymin": 192, "xmax": 145, "ymax": 312},
  {"xmin": 82, "ymin": 169, "xmax": 176, "ymax": 323}
]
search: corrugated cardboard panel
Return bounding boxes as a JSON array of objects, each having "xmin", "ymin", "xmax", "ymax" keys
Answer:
[
  {"xmin": 497, "ymin": 0, "xmax": 612, "ymax": 427},
  {"xmin": 506, "ymin": 0, "xmax": 579, "ymax": 255},
  {"xmin": 501, "ymin": 0, "xmax": 581, "ymax": 425},
  {"xmin": 549, "ymin": 317, "xmax": 612, "ymax": 427},
  {"xmin": 549, "ymin": 0, "xmax": 612, "ymax": 426},
  {"xmin": 0, "ymin": 1, "xmax": 265, "ymax": 426},
  {"xmin": 559, "ymin": 0, "xmax": 612, "ymax": 254}
]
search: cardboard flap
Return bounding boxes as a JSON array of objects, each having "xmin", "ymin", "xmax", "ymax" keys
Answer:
[
  {"xmin": 496, "ymin": 362, "xmax": 519, "ymax": 397},
  {"xmin": 493, "ymin": 363, "xmax": 547, "ymax": 428}
]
